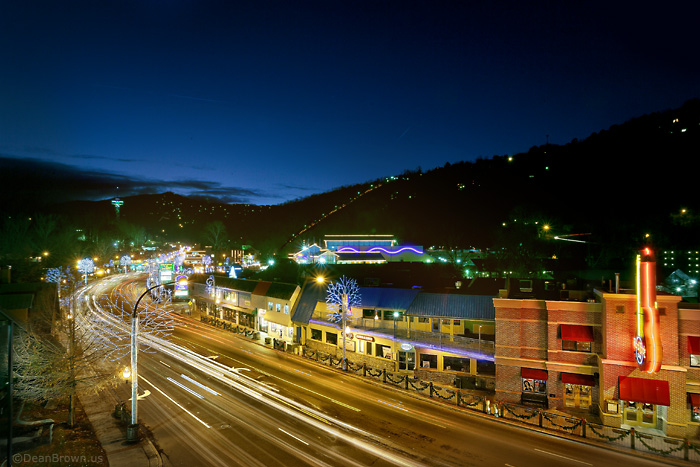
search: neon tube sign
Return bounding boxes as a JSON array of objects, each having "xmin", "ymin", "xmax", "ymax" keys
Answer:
[{"xmin": 634, "ymin": 248, "xmax": 662, "ymax": 373}]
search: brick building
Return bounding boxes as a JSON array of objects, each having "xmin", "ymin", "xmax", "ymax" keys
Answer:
[{"xmin": 494, "ymin": 282, "xmax": 700, "ymax": 439}]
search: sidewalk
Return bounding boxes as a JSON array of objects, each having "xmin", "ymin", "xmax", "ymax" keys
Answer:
[{"xmin": 77, "ymin": 387, "xmax": 161, "ymax": 467}]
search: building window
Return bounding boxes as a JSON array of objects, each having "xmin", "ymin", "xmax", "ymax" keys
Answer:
[
  {"xmin": 689, "ymin": 337, "xmax": 700, "ymax": 366},
  {"xmin": 522, "ymin": 377, "xmax": 546, "ymax": 394},
  {"xmin": 268, "ymin": 301, "xmax": 273, "ymax": 311},
  {"xmin": 284, "ymin": 304, "xmax": 289, "ymax": 314},
  {"xmin": 311, "ymin": 328, "xmax": 322, "ymax": 341},
  {"xmin": 276, "ymin": 303, "xmax": 281, "ymax": 313},
  {"xmin": 562, "ymin": 340, "xmax": 592, "ymax": 352},
  {"xmin": 444, "ymin": 356, "xmax": 470, "ymax": 373},
  {"xmin": 691, "ymin": 354, "xmax": 700, "ymax": 368},
  {"xmin": 398, "ymin": 351, "xmax": 415, "ymax": 371},
  {"xmin": 376, "ymin": 343, "xmax": 391, "ymax": 359},
  {"xmin": 326, "ymin": 332, "xmax": 338, "ymax": 345},
  {"xmin": 420, "ymin": 354, "xmax": 437, "ymax": 369}
]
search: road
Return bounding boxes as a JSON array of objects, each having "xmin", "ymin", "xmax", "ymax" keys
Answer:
[{"xmin": 81, "ymin": 275, "xmax": 673, "ymax": 467}]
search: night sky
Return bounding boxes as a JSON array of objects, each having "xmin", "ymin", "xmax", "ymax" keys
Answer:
[{"xmin": 2, "ymin": 1, "xmax": 698, "ymax": 205}]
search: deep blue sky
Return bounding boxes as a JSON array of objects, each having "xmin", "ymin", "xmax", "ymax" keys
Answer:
[{"xmin": 2, "ymin": 1, "xmax": 698, "ymax": 205}]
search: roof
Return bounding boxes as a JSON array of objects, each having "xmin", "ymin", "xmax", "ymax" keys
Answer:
[
  {"xmin": 264, "ymin": 282, "xmax": 299, "ymax": 300},
  {"xmin": 357, "ymin": 287, "xmax": 420, "ymax": 310},
  {"xmin": 406, "ymin": 293, "xmax": 495, "ymax": 319},
  {"xmin": 291, "ymin": 281, "xmax": 327, "ymax": 324}
]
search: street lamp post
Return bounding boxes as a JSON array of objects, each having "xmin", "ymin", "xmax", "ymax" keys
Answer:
[
  {"xmin": 341, "ymin": 293, "xmax": 348, "ymax": 370},
  {"xmin": 127, "ymin": 281, "xmax": 173, "ymax": 442}
]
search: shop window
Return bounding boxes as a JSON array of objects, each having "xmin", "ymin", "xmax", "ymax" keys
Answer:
[
  {"xmin": 522, "ymin": 378, "xmax": 546, "ymax": 394},
  {"xmin": 692, "ymin": 355, "xmax": 700, "ymax": 368},
  {"xmin": 420, "ymin": 354, "xmax": 437, "ymax": 369},
  {"xmin": 476, "ymin": 359, "xmax": 495, "ymax": 375},
  {"xmin": 562, "ymin": 340, "xmax": 591, "ymax": 352},
  {"xmin": 444, "ymin": 356, "xmax": 470, "ymax": 373},
  {"xmin": 693, "ymin": 406, "xmax": 700, "ymax": 423},
  {"xmin": 362, "ymin": 308, "xmax": 376, "ymax": 319},
  {"xmin": 398, "ymin": 351, "xmax": 415, "ymax": 371},
  {"xmin": 326, "ymin": 332, "xmax": 337, "ymax": 345},
  {"xmin": 376, "ymin": 344, "xmax": 392, "ymax": 359},
  {"xmin": 417, "ymin": 317, "xmax": 429, "ymax": 323}
]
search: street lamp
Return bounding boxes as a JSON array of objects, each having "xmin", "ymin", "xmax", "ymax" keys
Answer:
[
  {"xmin": 127, "ymin": 280, "xmax": 175, "ymax": 442},
  {"xmin": 341, "ymin": 293, "xmax": 348, "ymax": 370}
]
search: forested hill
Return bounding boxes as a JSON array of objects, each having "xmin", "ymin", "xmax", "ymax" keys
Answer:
[{"xmin": 46, "ymin": 98, "xmax": 700, "ymax": 264}]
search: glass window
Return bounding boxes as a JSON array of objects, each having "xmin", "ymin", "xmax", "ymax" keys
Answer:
[
  {"xmin": 420, "ymin": 354, "xmax": 437, "ymax": 369},
  {"xmin": 276, "ymin": 303, "xmax": 281, "ymax": 313},
  {"xmin": 398, "ymin": 351, "xmax": 415, "ymax": 370},
  {"xmin": 284, "ymin": 304, "xmax": 289, "ymax": 314},
  {"xmin": 311, "ymin": 328, "xmax": 322, "ymax": 340},
  {"xmin": 691, "ymin": 354, "xmax": 700, "ymax": 367},
  {"xmin": 444, "ymin": 356, "xmax": 470, "ymax": 373},
  {"xmin": 562, "ymin": 340, "xmax": 591, "ymax": 352},
  {"xmin": 326, "ymin": 332, "xmax": 338, "ymax": 345},
  {"xmin": 522, "ymin": 378, "xmax": 546, "ymax": 393}
]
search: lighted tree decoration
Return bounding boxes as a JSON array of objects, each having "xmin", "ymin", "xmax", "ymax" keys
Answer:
[
  {"xmin": 202, "ymin": 254, "xmax": 212, "ymax": 272},
  {"xmin": 325, "ymin": 276, "xmax": 361, "ymax": 369},
  {"xmin": 90, "ymin": 280, "xmax": 178, "ymax": 361},
  {"xmin": 120, "ymin": 254, "xmax": 132, "ymax": 273},
  {"xmin": 77, "ymin": 257, "xmax": 94, "ymax": 286},
  {"xmin": 45, "ymin": 266, "xmax": 67, "ymax": 303},
  {"xmin": 173, "ymin": 252, "xmax": 185, "ymax": 271}
]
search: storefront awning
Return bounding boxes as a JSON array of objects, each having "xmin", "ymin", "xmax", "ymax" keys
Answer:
[
  {"xmin": 561, "ymin": 372, "xmax": 595, "ymax": 386},
  {"xmin": 560, "ymin": 324, "xmax": 594, "ymax": 342},
  {"xmin": 689, "ymin": 393, "xmax": 700, "ymax": 407},
  {"xmin": 688, "ymin": 336, "xmax": 700, "ymax": 355},
  {"xmin": 522, "ymin": 368, "xmax": 548, "ymax": 380},
  {"xmin": 619, "ymin": 376, "xmax": 670, "ymax": 406}
]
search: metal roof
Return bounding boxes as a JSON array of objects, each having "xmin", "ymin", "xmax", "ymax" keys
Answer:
[
  {"xmin": 291, "ymin": 281, "xmax": 327, "ymax": 324},
  {"xmin": 357, "ymin": 287, "xmax": 420, "ymax": 310},
  {"xmin": 406, "ymin": 293, "xmax": 495, "ymax": 319}
]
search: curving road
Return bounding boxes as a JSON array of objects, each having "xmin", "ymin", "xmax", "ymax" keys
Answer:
[{"xmin": 78, "ymin": 275, "xmax": 673, "ymax": 467}]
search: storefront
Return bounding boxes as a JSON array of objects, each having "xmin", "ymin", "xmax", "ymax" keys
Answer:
[
  {"xmin": 619, "ymin": 376, "xmax": 670, "ymax": 429},
  {"xmin": 562, "ymin": 373, "xmax": 595, "ymax": 409},
  {"xmin": 521, "ymin": 368, "xmax": 548, "ymax": 407}
]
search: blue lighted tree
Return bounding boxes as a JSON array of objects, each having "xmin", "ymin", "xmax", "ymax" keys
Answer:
[
  {"xmin": 120, "ymin": 254, "xmax": 132, "ymax": 273},
  {"xmin": 325, "ymin": 276, "xmax": 361, "ymax": 369},
  {"xmin": 77, "ymin": 258, "xmax": 94, "ymax": 286}
]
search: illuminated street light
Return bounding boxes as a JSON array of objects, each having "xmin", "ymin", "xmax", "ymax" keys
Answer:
[{"xmin": 127, "ymin": 280, "xmax": 175, "ymax": 442}]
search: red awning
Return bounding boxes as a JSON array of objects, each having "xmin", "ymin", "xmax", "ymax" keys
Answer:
[
  {"xmin": 562, "ymin": 373, "xmax": 596, "ymax": 386},
  {"xmin": 689, "ymin": 393, "xmax": 700, "ymax": 407},
  {"xmin": 560, "ymin": 324, "xmax": 594, "ymax": 342},
  {"xmin": 619, "ymin": 376, "xmax": 670, "ymax": 406},
  {"xmin": 688, "ymin": 336, "xmax": 700, "ymax": 355},
  {"xmin": 522, "ymin": 368, "xmax": 548, "ymax": 380}
]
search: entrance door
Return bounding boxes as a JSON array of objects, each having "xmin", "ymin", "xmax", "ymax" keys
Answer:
[
  {"xmin": 564, "ymin": 384, "xmax": 592, "ymax": 409},
  {"xmin": 623, "ymin": 401, "xmax": 657, "ymax": 428}
]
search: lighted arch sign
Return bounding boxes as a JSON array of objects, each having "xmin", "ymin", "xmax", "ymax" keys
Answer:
[{"xmin": 634, "ymin": 248, "xmax": 662, "ymax": 373}]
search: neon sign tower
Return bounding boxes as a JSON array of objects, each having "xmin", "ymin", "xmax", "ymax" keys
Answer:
[{"xmin": 634, "ymin": 247, "xmax": 662, "ymax": 373}]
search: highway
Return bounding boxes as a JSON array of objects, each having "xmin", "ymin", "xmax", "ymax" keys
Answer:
[{"xmin": 79, "ymin": 275, "xmax": 673, "ymax": 467}]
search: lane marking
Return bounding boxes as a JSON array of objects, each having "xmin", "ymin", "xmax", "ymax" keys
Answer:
[
  {"xmin": 377, "ymin": 399, "xmax": 408, "ymax": 412},
  {"xmin": 534, "ymin": 448, "xmax": 592, "ymax": 465},
  {"xmin": 141, "ymin": 375, "xmax": 211, "ymax": 428},
  {"xmin": 167, "ymin": 376, "xmax": 205, "ymax": 399},
  {"xmin": 279, "ymin": 428, "xmax": 309, "ymax": 445},
  {"xmin": 181, "ymin": 374, "xmax": 220, "ymax": 396}
]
